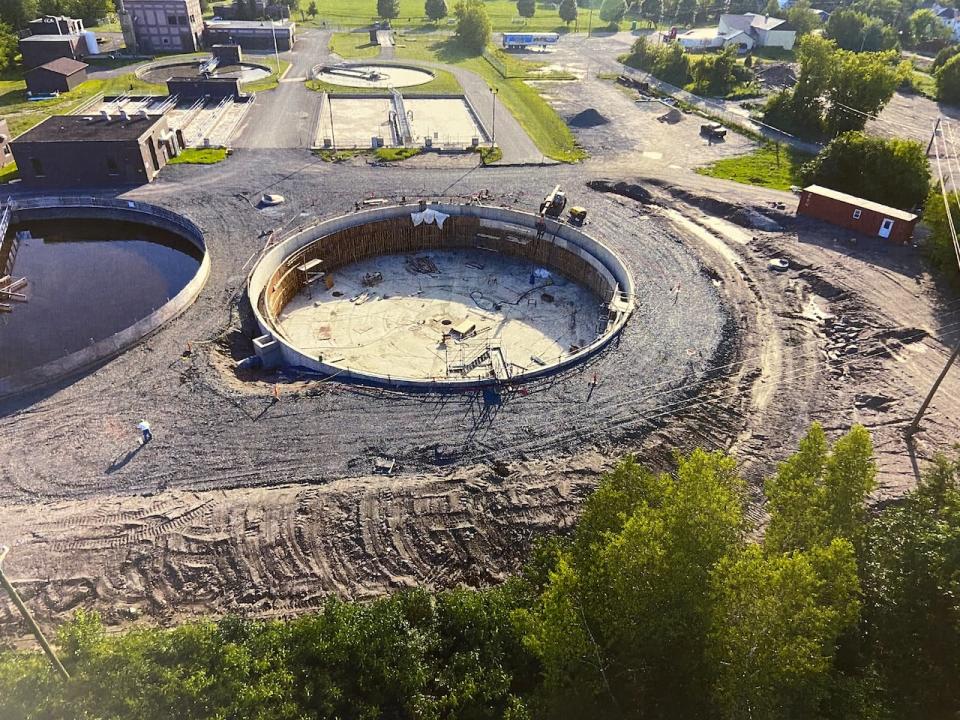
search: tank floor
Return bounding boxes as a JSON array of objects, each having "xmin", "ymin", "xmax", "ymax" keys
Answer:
[{"xmin": 278, "ymin": 249, "xmax": 603, "ymax": 381}]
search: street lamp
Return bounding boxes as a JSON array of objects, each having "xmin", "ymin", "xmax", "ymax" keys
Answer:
[
  {"xmin": 490, "ymin": 87, "xmax": 498, "ymax": 148},
  {"xmin": 271, "ymin": 18, "xmax": 281, "ymax": 76},
  {"xmin": 0, "ymin": 545, "xmax": 70, "ymax": 680}
]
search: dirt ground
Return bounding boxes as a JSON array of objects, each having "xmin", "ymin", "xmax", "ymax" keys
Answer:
[{"xmin": 2, "ymin": 35, "xmax": 960, "ymax": 640}]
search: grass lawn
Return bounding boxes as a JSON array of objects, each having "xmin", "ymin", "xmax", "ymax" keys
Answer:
[
  {"xmin": 306, "ymin": 66, "xmax": 462, "ymax": 94},
  {"xmin": 374, "ymin": 146, "xmax": 420, "ymax": 161},
  {"xmin": 0, "ymin": 161, "xmax": 18, "ymax": 183},
  {"xmin": 908, "ymin": 70, "xmax": 937, "ymax": 100},
  {"xmin": 169, "ymin": 147, "xmax": 229, "ymax": 164},
  {"xmin": 241, "ymin": 57, "xmax": 292, "ymax": 92},
  {"xmin": 329, "ymin": 31, "xmax": 382, "ymax": 59},
  {"xmin": 394, "ymin": 34, "xmax": 585, "ymax": 162},
  {"xmin": 297, "ymin": 0, "xmax": 600, "ymax": 32},
  {"xmin": 696, "ymin": 143, "xmax": 812, "ymax": 191},
  {"xmin": 0, "ymin": 73, "xmax": 166, "ymax": 138}
]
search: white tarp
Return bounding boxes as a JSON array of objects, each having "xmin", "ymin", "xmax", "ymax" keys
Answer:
[{"xmin": 411, "ymin": 208, "xmax": 450, "ymax": 229}]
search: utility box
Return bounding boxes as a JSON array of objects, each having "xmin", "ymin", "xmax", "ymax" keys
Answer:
[{"xmin": 253, "ymin": 333, "xmax": 282, "ymax": 369}]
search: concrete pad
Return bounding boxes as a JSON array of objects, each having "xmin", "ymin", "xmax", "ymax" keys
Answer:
[
  {"xmin": 405, "ymin": 98, "xmax": 485, "ymax": 147},
  {"xmin": 319, "ymin": 96, "xmax": 396, "ymax": 148},
  {"xmin": 278, "ymin": 249, "xmax": 602, "ymax": 381}
]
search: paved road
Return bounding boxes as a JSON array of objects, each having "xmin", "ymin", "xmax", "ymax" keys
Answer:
[{"xmin": 232, "ymin": 30, "xmax": 329, "ymax": 149}]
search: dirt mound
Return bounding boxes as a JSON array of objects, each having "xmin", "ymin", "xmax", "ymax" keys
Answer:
[
  {"xmin": 756, "ymin": 63, "xmax": 797, "ymax": 89},
  {"xmin": 568, "ymin": 108, "xmax": 610, "ymax": 128},
  {"xmin": 587, "ymin": 179, "xmax": 653, "ymax": 203},
  {"xmin": 658, "ymin": 107, "xmax": 683, "ymax": 123}
]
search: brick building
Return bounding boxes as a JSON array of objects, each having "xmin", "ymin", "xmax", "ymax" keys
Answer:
[
  {"xmin": 11, "ymin": 112, "xmax": 180, "ymax": 188},
  {"xmin": 25, "ymin": 58, "xmax": 88, "ymax": 95},
  {"xmin": 797, "ymin": 185, "xmax": 919, "ymax": 243},
  {"xmin": 122, "ymin": 0, "xmax": 204, "ymax": 53}
]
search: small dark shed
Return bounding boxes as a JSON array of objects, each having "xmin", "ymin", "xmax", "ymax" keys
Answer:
[
  {"xmin": 211, "ymin": 43, "xmax": 242, "ymax": 65},
  {"xmin": 167, "ymin": 76, "xmax": 242, "ymax": 99},
  {"xmin": 797, "ymin": 184, "xmax": 919, "ymax": 243},
  {"xmin": 25, "ymin": 57, "xmax": 88, "ymax": 95}
]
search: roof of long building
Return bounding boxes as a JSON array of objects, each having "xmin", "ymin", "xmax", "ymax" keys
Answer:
[
  {"xmin": 802, "ymin": 185, "xmax": 918, "ymax": 222},
  {"xmin": 13, "ymin": 113, "xmax": 164, "ymax": 143}
]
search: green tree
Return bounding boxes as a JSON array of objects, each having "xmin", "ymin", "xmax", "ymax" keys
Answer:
[
  {"xmin": 936, "ymin": 52, "xmax": 960, "ymax": 104},
  {"xmin": 764, "ymin": 423, "xmax": 876, "ymax": 554},
  {"xmin": 786, "ymin": 0, "xmax": 822, "ymax": 37},
  {"xmin": 640, "ymin": 0, "xmax": 660, "ymax": 23},
  {"xmin": 910, "ymin": 8, "xmax": 951, "ymax": 45},
  {"xmin": 920, "ymin": 187, "xmax": 960, "ymax": 277},
  {"xmin": 559, "ymin": 0, "xmax": 578, "ymax": 25},
  {"xmin": 307, "ymin": 0, "xmax": 317, "ymax": 17},
  {"xmin": 676, "ymin": 0, "xmax": 696, "ymax": 25},
  {"xmin": 454, "ymin": 0, "xmax": 491, "ymax": 53},
  {"xmin": 762, "ymin": 0, "xmax": 779, "ymax": 17},
  {"xmin": 933, "ymin": 43, "xmax": 960, "ymax": 70},
  {"xmin": 708, "ymin": 540, "xmax": 861, "ymax": 720},
  {"xmin": 800, "ymin": 132, "xmax": 930, "ymax": 210},
  {"xmin": 598, "ymin": 0, "xmax": 626, "ymax": 24},
  {"xmin": 425, "ymin": 0, "xmax": 447, "ymax": 22},
  {"xmin": 825, "ymin": 8, "xmax": 869, "ymax": 50},
  {"xmin": 0, "ymin": 21, "xmax": 16, "ymax": 71},
  {"xmin": 0, "ymin": 0, "xmax": 36, "ymax": 29},
  {"xmin": 521, "ymin": 450, "xmax": 747, "ymax": 718},
  {"xmin": 860, "ymin": 452, "xmax": 960, "ymax": 718},
  {"xmin": 378, "ymin": 0, "xmax": 399, "ymax": 19},
  {"xmin": 824, "ymin": 48, "xmax": 902, "ymax": 134},
  {"xmin": 517, "ymin": 0, "xmax": 536, "ymax": 19},
  {"xmin": 850, "ymin": 0, "xmax": 900, "ymax": 26}
]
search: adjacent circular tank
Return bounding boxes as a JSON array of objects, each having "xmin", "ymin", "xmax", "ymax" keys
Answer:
[
  {"xmin": 313, "ymin": 63, "xmax": 435, "ymax": 88},
  {"xmin": 0, "ymin": 198, "xmax": 209, "ymax": 399},
  {"xmin": 248, "ymin": 203, "xmax": 634, "ymax": 389}
]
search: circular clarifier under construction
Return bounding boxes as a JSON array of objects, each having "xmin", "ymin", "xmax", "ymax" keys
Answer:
[
  {"xmin": 248, "ymin": 204, "xmax": 635, "ymax": 388},
  {"xmin": 313, "ymin": 63, "xmax": 435, "ymax": 88},
  {"xmin": 138, "ymin": 60, "xmax": 272, "ymax": 85}
]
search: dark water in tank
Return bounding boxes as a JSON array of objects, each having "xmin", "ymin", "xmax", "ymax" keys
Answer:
[{"xmin": 0, "ymin": 218, "xmax": 203, "ymax": 379}]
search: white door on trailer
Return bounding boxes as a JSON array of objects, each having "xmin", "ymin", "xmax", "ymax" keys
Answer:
[{"xmin": 879, "ymin": 218, "xmax": 894, "ymax": 238}]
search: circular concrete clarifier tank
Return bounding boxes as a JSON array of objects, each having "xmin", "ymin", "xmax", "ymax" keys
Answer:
[
  {"xmin": 313, "ymin": 63, "xmax": 435, "ymax": 88},
  {"xmin": 0, "ymin": 199, "xmax": 209, "ymax": 398},
  {"xmin": 249, "ymin": 204, "xmax": 634, "ymax": 389},
  {"xmin": 138, "ymin": 60, "xmax": 272, "ymax": 85}
]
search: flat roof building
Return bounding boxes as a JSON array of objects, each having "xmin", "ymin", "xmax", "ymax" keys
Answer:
[
  {"xmin": 122, "ymin": 0, "xmax": 204, "ymax": 53},
  {"xmin": 204, "ymin": 19, "xmax": 295, "ymax": 51},
  {"xmin": 797, "ymin": 185, "xmax": 919, "ymax": 243},
  {"xmin": 25, "ymin": 57, "xmax": 88, "ymax": 95},
  {"xmin": 11, "ymin": 113, "xmax": 180, "ymax": 187},
  {"xmin": 18, "ymin": 34, "xmax": 85, "ymax": 69},
  {"xmin": 27, "ymin": 15, "xmax": 84, "ymax": 36}
]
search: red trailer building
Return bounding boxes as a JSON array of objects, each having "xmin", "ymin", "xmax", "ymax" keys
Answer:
[{"xmin": 797, "ymin": 184, "xmax": 919, "ymax": 243}]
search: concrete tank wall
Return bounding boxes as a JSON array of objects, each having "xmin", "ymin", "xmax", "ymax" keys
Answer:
[
  {"xmin": 0, "ymin": 196, "xmax": 209, "ymax": 400},
  {"xmin": 248, "ymin": 203, "xmax": 634, "ymax": 389}
]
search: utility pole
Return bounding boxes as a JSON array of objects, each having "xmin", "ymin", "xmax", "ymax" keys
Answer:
[
  {"xmin": 0, "ymin": 546, "xmax": 70, "ymax": 681},
  {"xmin": 271, "ymin": 19, "xmax": 280, "ymax": 77},
  {"xmin": 587, "ymin": 5, "xmax": 593, "ymax": 35},
  {"xmin": 490, "ymin": 86, "xmax": 498, "ymax": 148},
  {"xmin": 906, "ymin": 344, "xmax": 960, "ymax": 436},
  {"xmin": 927, "ymin": 117, "xmax": 943, "ymax": 156}
]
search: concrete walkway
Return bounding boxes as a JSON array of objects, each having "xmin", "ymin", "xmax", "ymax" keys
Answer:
[{"xmin": 233, "ymin": 29, "xmax": 330, "ymax": 149}]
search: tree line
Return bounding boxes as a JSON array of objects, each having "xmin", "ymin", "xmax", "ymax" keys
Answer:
[{"xmin": 2, "ymin": 423, "xmax": 959, "ymax": 719}]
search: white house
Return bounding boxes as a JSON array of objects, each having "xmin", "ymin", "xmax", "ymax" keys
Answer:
[
  {"xmin": 928, "ymin": 2, "xmax": 960, "ymax": 41},
  {"xmin": 677, "ymin": 13, "xmax": 796, "ymax": 52}
]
